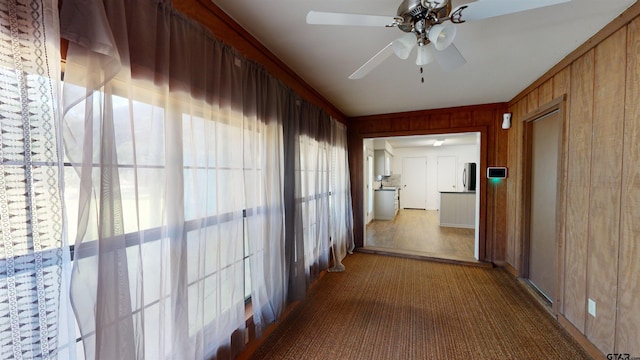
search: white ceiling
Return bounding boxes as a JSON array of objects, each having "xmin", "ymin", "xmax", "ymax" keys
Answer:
[
  {"xmin": 368, "ymin": 132, "xmax": 478, "ymax": 148},
  {"xmin": 210, "ymin": 0, "xmax": 635, "ymax": 117},
  {"xmin": 383, "ymin": 132, "xmax": 479, "ymax": 148}
]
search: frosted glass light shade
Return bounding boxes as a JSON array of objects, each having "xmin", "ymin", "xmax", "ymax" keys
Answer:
[
  {"xmin": 416, "ymin": 45, "xmax": 434, "ymax": 66},
  {"xmin": 428, "ymin": 23, "xmax": 457, "ymax": 51},
  {"xmin": 392, "ymin": 33, "xmax": 417, "ymax": 60}
]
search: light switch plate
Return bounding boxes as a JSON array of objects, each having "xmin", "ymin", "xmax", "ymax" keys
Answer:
[{"xmin": 588, "ymin": 298, "xmax": 596, "ymax": 317}]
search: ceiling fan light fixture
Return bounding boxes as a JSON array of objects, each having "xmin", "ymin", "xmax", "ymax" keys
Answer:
[
  {"xmin": 392, "ymin": 33, "xmax": 417, "ymax": 59},
  {"xmin": 308, "ymin": 0, "xmax": 573, "ymax": 79},
  {"xmin": 415, "ymin": 44, "xmax": 434, "ymax": 66},
  {"xmin": 428, "ymin": 23, "xmax": 456, "ymax": 51}
]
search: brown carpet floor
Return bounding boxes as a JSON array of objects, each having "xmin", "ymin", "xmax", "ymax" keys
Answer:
[{"xmin": 250, "ymin": 253, "xmax": 590, "ymax": 359}]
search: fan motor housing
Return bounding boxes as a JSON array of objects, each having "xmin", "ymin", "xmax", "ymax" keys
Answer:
[
  {"xmin": 397, "ymin": 0, "xmax": 426, "ymax": 18},
  {"xmin": 396, "ymin": 0, "xmax": 452, "ymax": 32}
]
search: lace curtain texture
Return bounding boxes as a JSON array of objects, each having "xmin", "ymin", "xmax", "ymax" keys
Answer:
[
  {"xmin": 0, "ymin": 1, "xmax": 76, "ymax": 359},
  {"xmin": 59, "ymin": 0, "xmax": 353, "ymax": 358}
]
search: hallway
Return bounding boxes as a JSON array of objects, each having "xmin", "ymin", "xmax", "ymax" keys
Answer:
[{"xmin": 365, "ymin": 209, "xmax": 477, "ymax": 263}]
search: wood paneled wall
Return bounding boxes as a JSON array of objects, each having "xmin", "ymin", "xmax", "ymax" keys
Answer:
[
  {"xmin": 506, "ymin": 4, "xmax": 640, "ymax": 356},
  {"xmin": 618, "ymin": 16, "xmax": 640, "ymax": 354},
  {"xmin": 348, "ymin": 104, "xmax": 509, "ymax": 264}
]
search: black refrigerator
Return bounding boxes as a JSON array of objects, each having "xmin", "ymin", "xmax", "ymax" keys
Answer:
[{"xmin": 463, "ymin": 162, "xmax": 476, "ymax": 192}]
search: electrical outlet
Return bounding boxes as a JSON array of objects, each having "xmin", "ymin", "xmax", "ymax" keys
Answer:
[{"xmin": 588, "ymin": 298, "xmax": 596, "ymax": 317}]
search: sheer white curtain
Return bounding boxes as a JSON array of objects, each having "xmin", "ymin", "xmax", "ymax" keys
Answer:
[
  {"xmin": 60, "ymin": 0, "xmax": 286, "ymax": 358},
  {"xmin": 242, "ymin": 69, "xmax": 287, "ymax": 338},
  {"xmin": 285, "ymin": 102, "xmax": 326, "ymax": 300},
  {"xmin": 0, "ymin": 1, "xmax": 76, "ymax": 358},
  {"xmin": 286, "ymin": 104, "xmax": 354, "ymax": 299},
  {"xmin": 329, "ymin": 119, "xmax": 354, "ymax": 272},
  {"xmin": 59, "ymin": 0, "xmax": 353, "ymax": 357}
]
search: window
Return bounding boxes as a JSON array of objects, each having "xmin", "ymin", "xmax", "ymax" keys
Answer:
[
  {"xmin": 62, "ymin": 83, "xmax": 260, "ymax": 357},
  {"xmin": 297, "ymin": 134, "xmax": 331, "ymax": 274}
]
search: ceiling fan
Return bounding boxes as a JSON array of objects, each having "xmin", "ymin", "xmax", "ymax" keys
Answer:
[{"xmin": 306, "ymin": 0, "xmax": 571, "ymax": 79}]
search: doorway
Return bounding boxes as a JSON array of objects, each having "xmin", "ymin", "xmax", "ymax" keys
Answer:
[
  {"xmin": 523, "ymin": 100, "xmax": 565, "ymax": 307},
  {"xmin": 363, "ymin": 133, "xmax": 480, "ymax": 263}
]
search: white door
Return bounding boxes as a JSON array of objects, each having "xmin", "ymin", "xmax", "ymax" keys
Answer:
[
  {"xmin": 437, "ymin": 156, "xmax": 457, "ymax": 192},
  {"xmin": 402, "ymin": 157, "xmax": 427, "ymax": 209}
]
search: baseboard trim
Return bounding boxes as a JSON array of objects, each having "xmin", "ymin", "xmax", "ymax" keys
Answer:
[
  {"xmin": 492, "ymin": 260, "xmax": 506, "ymax": 267},
  {"xmin": 558, "ymin": 315, "xmax": 605, "ymax": 360},
  {"xmin": 505, "ymin": 262, "xmax": 519, "ymax": 277},
  {"xmin": 357, "ymin": 247, "xmax": 493, "ymax": 268},
  {"xmin": 514, "ymin": 276, "xmax": 605, "ymax": 359},
  {"xmin": 507, "ymin": 261, "xmax": 604, "ymax": 359}
]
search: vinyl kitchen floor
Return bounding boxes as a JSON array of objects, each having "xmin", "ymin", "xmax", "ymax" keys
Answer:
[{"xmin": 363, "ymin": 209, "xmax": 481, "ymax": 265}]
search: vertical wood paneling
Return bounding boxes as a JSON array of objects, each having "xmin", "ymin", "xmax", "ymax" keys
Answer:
[
  {"xmin": 553, "ymin": 67, "xmax": 571, "ymax": 98},
  {"xmin": 506, "ymin": 105, "xmax": 517, "ymax": 267},
  {"xmin": 410, "ymin": 115, "xmax": 430, "ymax": 130},
  {"xmin": 586, "ymin": 29, "xmax": 626, "ymax": 354},
  {"xmin": 539, "ymin": 79, "xmax": 554, "ymax": 105},
  {"xmin": 429, "ymin": 113, "xmax": 451, "ymax": 129},
  {"xmin": 484, "ymin": 114, "xmax": 496, "ymax": 261},
  {"xmin": 451, "ymin": 112, "xmax": 473, "ymax": 128},
  {"xmin": 348, "ymin": 130, "xmax": 364, "ymax": 247},
  {"xmin": 492, "ymin": 114, "xmax": 509, "ymax": 263},
  {"xmin": 552, "ymin": 67, "xmax": 571, "ymax": 316},
  {"xmin": 617, "ymin": 18, "xmax": 640, "ymax": 355},
  {"xmin": 527, "ymin": 89, "xmax": 539, "ymax": 114},
  {"xmin": 515, "ymin": 100, "xmax": 528, "ymax": 272},
  {"xmin": 563, "ymin": 51, "xmax": 594, "ymax": 333},
  {"xmin": 506, "ymin": 6, "xmax": 640, "ymax": 356},
  {"xmin": 506, "ymin": 99, "xmax": 526, "ymax": 271}
]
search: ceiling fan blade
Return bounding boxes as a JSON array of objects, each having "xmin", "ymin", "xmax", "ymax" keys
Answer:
[
  {"xmin": 435, "ymin": 43, "xmax": 466, "ymax": 72},
  {"xmin": 349, "ymin": 42, "xmax": 395, "ymax": 79},
  {"xmin": 306, "ymin": 11, "xmax": 396, "ymax": 27},
  {"xmin": 452, "ymin": 0, "xmax": 571, "ymax": 22}
]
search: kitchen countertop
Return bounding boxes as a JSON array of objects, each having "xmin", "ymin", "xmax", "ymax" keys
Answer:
[
  {"xmin": 375, "ymin": 187, "xmax": 399, "ymax": 191},
  {"xmin": 439, "ymin": 191, "xmax": 475, "ymax": 194}
]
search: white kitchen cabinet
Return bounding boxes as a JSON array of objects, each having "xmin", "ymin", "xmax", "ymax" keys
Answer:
[
  {"xmin": 374, "ymin": 188, "xmax": 398, "ymax": 220},
  {"xmin": 374, "ymin": 150, "xmax": 393, "ymax": 176}
]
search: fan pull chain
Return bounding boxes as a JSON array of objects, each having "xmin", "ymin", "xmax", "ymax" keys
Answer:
[{"xmin": 420, "ymin": 67, "xmax": 424, "ymax": 83}]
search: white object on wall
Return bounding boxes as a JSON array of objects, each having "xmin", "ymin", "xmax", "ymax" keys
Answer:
[{"xmin": 502, "ymin": 112, "xmax": 512, "ymax": 129}]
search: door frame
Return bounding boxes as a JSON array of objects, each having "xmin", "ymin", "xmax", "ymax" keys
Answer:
[
  {"xmin": 355, "ymin": 127, "xmax": 490, "ymax": 260},
  {"xmin": 366, "ymin": 150, "xmax": 374, "ymax": 224},
  {"xmin": 521, "ymin": 96, "xmax": 567, "ymax": 316}
]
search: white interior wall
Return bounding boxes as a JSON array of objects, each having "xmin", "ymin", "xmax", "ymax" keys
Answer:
[{"xmin": 391, "ymin": 144, "xmax": 479, "ymax": 210}]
